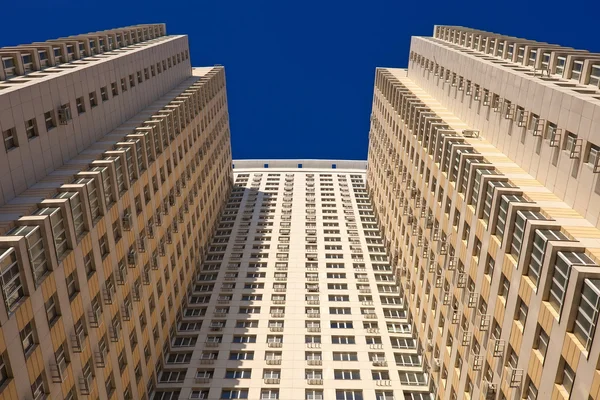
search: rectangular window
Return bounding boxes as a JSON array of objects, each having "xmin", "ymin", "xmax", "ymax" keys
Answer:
[
  {"xmin": 101, "ymin": 86, "xmax": 109, "ymax": 101},
  {"xmin": 44, "ymin": 111, "xmax": 55, "ymax": 130},
  {"xmin": 20, "ymin": 322, "xmax": 36, "ymax": 356},
  {"xmin": 574, "ymin": 278, "xmax": 600, "ymax": 351},
  {"xmin": 89, "ymin": 91, "xmax": 98, "ymax": 107},
  {"xmin": 0, "ymin": 248, "xmax": 24, "ymax": 311},
  {"xmin": 25, "ymin": 118, "xmax": 38, "ymax": 139},
  {"xmin": 76, "ymin": 97, "xmax": 86, "ymax": 114},
  {"xmin": 335, "ymin": 390, "xmax": 363, "ymax": 400},
  {"xmin": 559, "ymin": 359, "xmax": 575, "ymax": 396},
  {"xmin": 3, "ymin": 127, "xmax": 17, "ymax": 151},
  {"xmin": 334, "ymin": 370, "xmax": 361, "ymax": 380}
]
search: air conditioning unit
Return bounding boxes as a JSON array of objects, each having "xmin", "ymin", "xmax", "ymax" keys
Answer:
[
  {"xmin": 462, "ymin": 129, "xmax": 480, "ymax": 138},
  {"xmin": 58, "ymin": 105, "xmax": 72, "ymax": 125},
  {"xmin": 483, "ymin": 381, "xmax": 497, "ymax": 399},
  {"xmin": 127, "ymin": 250, "xmax": 137, "ymax": 266}
]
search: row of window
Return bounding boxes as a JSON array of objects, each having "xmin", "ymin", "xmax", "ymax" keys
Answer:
[
  {"xmin": 153, "ymin": 389, "xmax": 421, "ymax": 400},
  {"xmin": 433, "ymin": 26, "xmax": 600, "ymax": 88},
  {"xmin": 409, "ymin": 50, "xmax": 600, "ymax": 171},
  {"xmin": 0, "ymin": 70, "xmax": 230, "ymax": 399},
  {"xmin": 2, "ymin": 49, "xmax": 192, "ymax": 152},
  {"xmin": 371, "ymin": 67, "xmax": 600, "ymax": 396},
  {"xmin": 1, "ymin": 24, "xmax": 169, "ymax": 80}
]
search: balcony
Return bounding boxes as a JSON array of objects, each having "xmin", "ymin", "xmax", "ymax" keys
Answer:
[
  {"xmin": 265, "ymin": 359, "xmax": 282, "ymax": 365},
  {"xmin": 271, "ymin": 313, "xmax": 285, "ymax": 318},
  {"xmin": 307, "ymin": 378, "xmax": 323, "ymax": 385},
  {"xmin": 268, "ymin": 342, "xmax": 283, "ymax": 348},
  {"xmin": 264, "ymin": 378, "xmax": 281, "ymax": 384},
  {"xmin": 307, "ymin": 327, "xmax": 321, "ymax": 333},
  {"xmin": 307, "ymin": 359, "xmax": 322, "ymax": 366},
  {"xmin": 270, "ymin": 326, "xmax": 284, "ymax": 332},
  {"xmin": 195, "ymin": 377, "xmax": 211, "ymax": 384}
]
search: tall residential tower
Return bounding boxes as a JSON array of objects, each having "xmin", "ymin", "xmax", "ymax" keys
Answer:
[
  {"xmin": 3, "ymin": 21, "xmax": 600, "ymax": 400},
  {"xmin": 368, "ymin": 26, "xmax": 600, "ymax": 400},
  {"xmin": 0, "ymin": 24, "xmax": 232, "ymax": 400}
]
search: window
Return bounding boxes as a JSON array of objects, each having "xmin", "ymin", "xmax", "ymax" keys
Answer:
[
  {"xmin": 332, "ymin": 336, "xmax": 355, "ymax": 344},
  {"xmin": 331, "ymin": 321, "xmax": 353, "ymax": 328},
  {"xmin": 261, "ymin": 389, "xmax": 279, "ymax": 399},
  {"xmin": 306, "ymin": 390, "xmax": 324, "ymax": 400},
  {"xmin": 225, "ymin": 369, "xmax": 252, "ymax": 379},
  {"xmin": 533, "ymin": 325, "xmax": 549, "ymax": 362},
  {"xmin": 335, "ymin": 390, "xmax": 363, "ymax": 400},
  {"xmin": 525, "ymin": 379, "xmax": 538, "ymax": 400},
  {"xmin": 398, "ymin": 371, "xmax": 428, "ymax": 385},
  {"xmin": 20, "ymin": 322, "xmax": 36, "ymax": 356},
  {"xmin": 558, "ymin": 358, "xmax": 575, "ymax": 397},
  {"xmin": 330, "ymin": 307, "xmax": 351, "ymax": 315},
  {"xmin": 101, "ymin": 86, "xmax": 109, "ymax": 101},
  {"xmin": 548, "ymin": 252, "xmax": 578, "ymax": 315},
  {"xmin": 66, "ymin": 271, "xmax": 78, "ymax": 299},
  {"xmin": 0, "ymin": 352, "xmax": 10, "ymax": 386},
  {"xmin": 232, "ymin": 335, "xmax": 256, "ymax": 343},
  {"xmin": 76, "ymin": 97, "xmax": 86, "ymax": 114},
  {"xmin": 375, "ymin": 392, "xmax": 394, "ymax": 400},
  {"xmin": 2, "ymin": 127, "xmax": 17, "ymax": 151},
  {"xmin": 25, "ymin": 118, "xmax": 38, "ymax": 139},
  {"xmin": 334, "ymin": 370, "xmax": 361, "ymax": 380},
  {"xmin": 83, "ymin": 252, "xmax": 95, "ymax": 278},
  {"xmin": 0, "ymin": 248, "xmax": 25, "ymax": 310},
  {"xmin": 372, "ymin": 371, "xmax": 390, "ymax": 380},
  {"xmin": 88, "ymin": 91, "xmax": 97, "ymax": 108},
  {"xmin": 574, "ymin": 278, "xmax": 600, "ymax": 351},
  {"xmin": 45, "ymin": 294, "xmax": 60, "ymax": 326},
  {"xmin": 516, "ymin": 298, "xmax": 528, "ymax": 327},
  {"xmin": 44, "ymin": 111, "xmax": 55, "ymax": 130},
  {"xmin": 111, "ymin": 82, "xmax": 119, "ymax": 96},
  {"xmin": 229, "ymin": 352, "xmax": 254, "ymax": 360},
  {"xmin": 220, "ymin": 389, "xmax": 249, "ymax": 399},
  {"xmin": 333, "ymin": 352, "xmax": 358, "ymax": 361},
  {"xmin": 99, "ymin": 234, "xmax": 109, "ymax": 258},
  {"xmin": 31, "ymin": 373, "xmax": 45, "ymax": 400}
]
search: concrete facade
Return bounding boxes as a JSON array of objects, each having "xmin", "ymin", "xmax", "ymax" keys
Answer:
[
  {"xmin": 151, "ymin": 160, "xmax": 429, "ymax": 400},
  {"xmin": 0, "ymin": 24, "xmax": 233, "ymax": 400},
  {"xmin": 367, "ymin": 26, "xmax": 600, "ymax": 400}
]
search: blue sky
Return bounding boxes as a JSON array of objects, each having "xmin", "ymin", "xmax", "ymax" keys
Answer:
[{"xmin": 0, "ymin": 0, "xmax": 597, "ymax": 160}]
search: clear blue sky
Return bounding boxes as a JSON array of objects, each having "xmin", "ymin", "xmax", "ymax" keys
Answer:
[{"xmin": 0, "ymin": 0, "xmax": 596, "ymax": 160}]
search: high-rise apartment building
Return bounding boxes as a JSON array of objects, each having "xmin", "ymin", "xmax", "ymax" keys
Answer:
[
  {"xmin": 3, "ymin": 21, "xmax": 600, "ymax": 400},
  {"xmin": 0, "ymin": 24, "xmax": 232, "ymax": 400},
  {"xmin": 368, "ymin": 26, "xmax": 600, "ymax": 400},
  {"xmin": 152, "ymin": 159, "xmax": 428, "ymax": 400}
]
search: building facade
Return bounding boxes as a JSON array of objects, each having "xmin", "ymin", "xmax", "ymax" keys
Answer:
[
  {"xmin": 0, "ymin": 25, "xmax": 233, "ymax": 400},
  {"xmin": 151, "ymin": 159, "xmax": 429, "ymax": 400},
  {"xmin": 368, "ymin": 26, "xmax": 600, "ymax": 400},
  {"xmin": 3, "ymin": 21, "xmax": 600, "ymax": 400}
]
